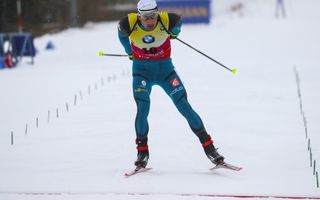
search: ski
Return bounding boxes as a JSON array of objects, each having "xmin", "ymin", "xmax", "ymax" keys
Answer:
[
  {"xmin": 124, "ymin": 167, "xmax": 152, "ymax": 177},
  {"xmin": 210, "ymin": 162, "xmax": 242, "ymax": 171}
]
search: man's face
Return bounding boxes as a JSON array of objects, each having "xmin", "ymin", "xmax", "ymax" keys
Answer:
[{"xmin": 139, "ymin": 12, "xmax": 158, "ymax": 31}]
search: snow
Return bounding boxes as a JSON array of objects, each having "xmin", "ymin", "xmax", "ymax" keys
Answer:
[{"xmin": 1, "ymin": 0, "xmax": 320, "ymax": 199}]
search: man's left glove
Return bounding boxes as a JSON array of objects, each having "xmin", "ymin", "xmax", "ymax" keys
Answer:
[{"xmin": 128, "ymin": 54, "xmax": 133, "ymax": 60}]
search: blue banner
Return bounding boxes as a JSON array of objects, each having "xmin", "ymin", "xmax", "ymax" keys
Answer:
[{"xmin": 157, "ymin": 0, "xmax": 211, "ymax": 24}]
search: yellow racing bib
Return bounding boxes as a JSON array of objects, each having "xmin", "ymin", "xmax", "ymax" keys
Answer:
[{"xmin": 128, "ymin": 12, "xmax": 171, "ymax": 60}]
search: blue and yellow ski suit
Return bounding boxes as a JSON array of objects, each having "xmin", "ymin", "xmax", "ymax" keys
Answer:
[{"xmin": 118, "ymin": 12, "xmax": 207, "ymax": 140}]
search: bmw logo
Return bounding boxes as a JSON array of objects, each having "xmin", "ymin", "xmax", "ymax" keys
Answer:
[{"xmin": 142, "ymin": 35, "xmax": 155, "ymax": 44}]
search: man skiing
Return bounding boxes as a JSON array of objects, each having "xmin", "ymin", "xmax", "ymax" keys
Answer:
[{"xmin": 118, "ymin": 0, "xmax": 225, "ymax": 169}]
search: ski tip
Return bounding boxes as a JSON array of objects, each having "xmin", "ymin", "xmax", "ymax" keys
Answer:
[
  {"xmin": 210, "ymin": 163, "xmax": 242, "ymax": 171},
  {"xmin": 124, "ymin": 167, "xmax": 152, "ymax": 177},
  {"xmin": 232, "ymin": 167, "xmax": 243, "ymax": 171},
  {"xmin": 231, "ymin": 68, "xmax": 237, "ymax": 74},
  {"xmin": 124, "ymin": 172, "xmax": 135, "ymax": 177}
]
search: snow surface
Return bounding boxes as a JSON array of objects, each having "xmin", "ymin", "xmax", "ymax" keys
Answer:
[{"xmin": 1, "ymin": 0, "xmax": 320, "ymax": 199}]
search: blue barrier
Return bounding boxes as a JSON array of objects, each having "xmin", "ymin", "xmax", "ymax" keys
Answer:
[
  {"xmin": 9, "ymin": 32, "xmax": 36, "ymax": 64},
  {"xmin": 157, "ymin": 0, "xmax": 212, "ymax": 24}
]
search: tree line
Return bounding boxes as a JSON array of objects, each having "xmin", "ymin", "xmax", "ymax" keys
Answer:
[{"xmin": 0, "ymin": 0, "xmax": 136, "ymax": 36}]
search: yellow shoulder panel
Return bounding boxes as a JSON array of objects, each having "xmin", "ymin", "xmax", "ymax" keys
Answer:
[
  {"xmin": 128, "ymin": 13, "xmax": 138, "ymax": 30},
  {"xmin": 159, "ymin": 12, "xmax": 169, "ymax": 30}
]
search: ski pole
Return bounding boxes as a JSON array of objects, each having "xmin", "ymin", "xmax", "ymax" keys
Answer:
[
  {"xmin": 98, "ymin": 51, "xmax": 128, "ymax": 57},
  {"xmin": 175, "ymin": 38, "xmax": 237, "ymax": 74}
]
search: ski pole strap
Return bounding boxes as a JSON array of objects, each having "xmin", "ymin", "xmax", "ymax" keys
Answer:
[{"xmin": 137, "ymin": 146, "xmax": 148, "ymax": 151}]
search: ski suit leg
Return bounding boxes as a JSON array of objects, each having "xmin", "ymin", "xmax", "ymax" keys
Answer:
[
  {"xmin": 160, "ymin": 70, "xmax": 224, "ymax": 162},
  {"xmin": 160, "ymin": 70, "xmax": 204, "ymax": 130},
  {"xmin": 132, "ymin": 73, "xmax": 152, "ymax": 139}
]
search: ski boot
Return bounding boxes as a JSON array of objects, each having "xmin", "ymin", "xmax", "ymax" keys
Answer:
[
  {"xmin": 134, "ymin": 137, "xmax": 149, "ymax": 168},
  {"xmin": 202, "ymin": 135, "xmax": 225, "ymax": 165}
]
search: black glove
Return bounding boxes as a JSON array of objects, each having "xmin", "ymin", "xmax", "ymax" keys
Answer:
[{"xmin": 128, "ymin": 54, "xmax": 133, "ymax": 60}]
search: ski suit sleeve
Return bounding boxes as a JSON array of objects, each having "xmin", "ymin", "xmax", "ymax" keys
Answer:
[
  {"xmin": 168, "ymin": 13, "xmax": 182, "ymax": 38},
  {"xmin": 117, "ymin": 16, "xmax": 132, "ymax": 55}
]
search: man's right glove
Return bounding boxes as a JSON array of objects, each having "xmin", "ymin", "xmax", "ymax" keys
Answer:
[{"xmin": 128, "ymin": 54, "xmax": 133, "ymax": 60}]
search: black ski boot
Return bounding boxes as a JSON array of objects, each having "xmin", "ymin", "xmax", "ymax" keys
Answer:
[
  {"xmin": 201, "ymin": 135, "xmax": 225, "ymax": 165},
  {"xmin": 193, "ymin": 126, "xmax": 225, "ymax": 165},
  {"xmin": 204, "ymin": 143, "xmax": 224, "ymax": 165},
  {"xmin": 134, "ymin": 137, "xmax": 149, "ymax": 168}
]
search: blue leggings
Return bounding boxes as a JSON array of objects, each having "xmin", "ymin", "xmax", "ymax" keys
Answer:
[{"xmin": 132, "ymin": 58, "xmax": 204, "ymax": 138}]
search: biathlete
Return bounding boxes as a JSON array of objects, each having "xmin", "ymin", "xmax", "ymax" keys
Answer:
[{"xmin": 118, "ymin": 0, "xmax": 225, "ymax": 168}]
